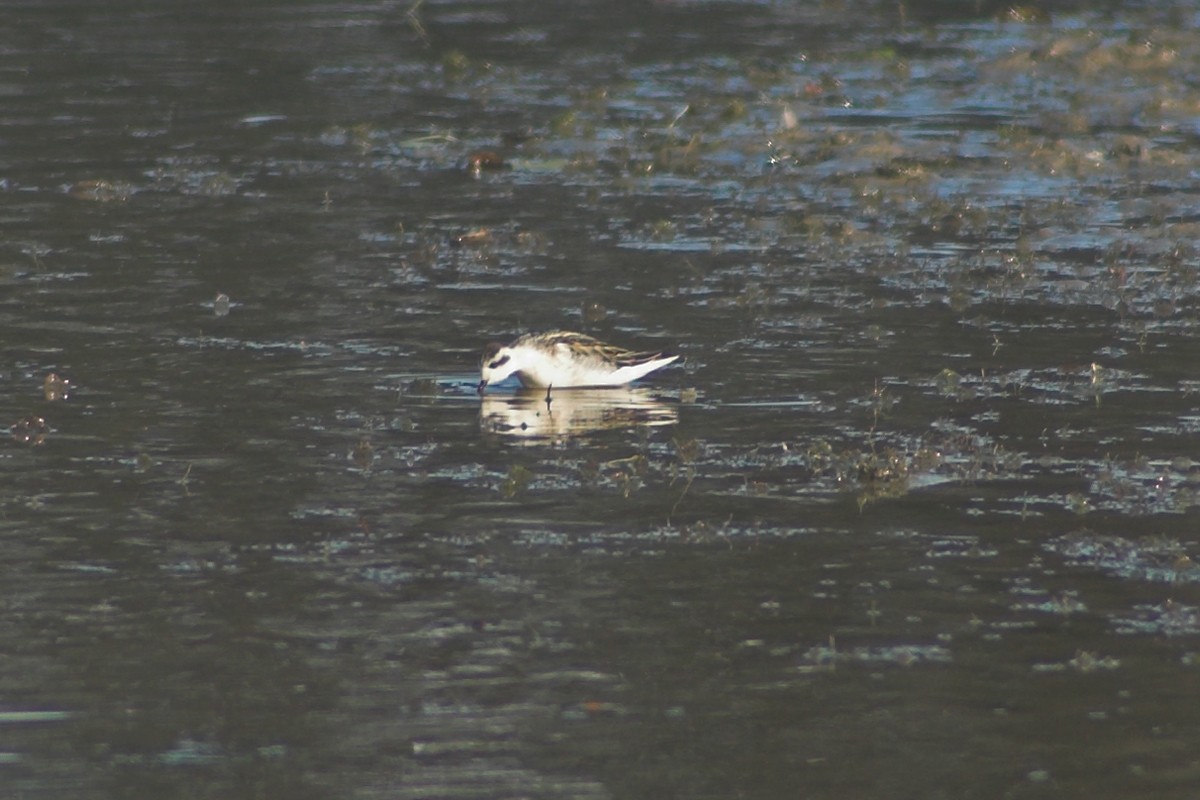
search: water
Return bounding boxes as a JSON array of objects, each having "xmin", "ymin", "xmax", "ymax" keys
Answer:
[{"xmin": 5, "ymin": 1, "xmax": 1200, "ymax": 797}]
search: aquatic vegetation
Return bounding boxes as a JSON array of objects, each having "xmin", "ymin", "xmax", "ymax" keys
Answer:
[
  {"xmin": 501, "ymin": 463, "xmax": 533, "ymax": 498},
  {"xmin": 1049, "ymin": 532, "xmax": 1199, "ymax": 584},
  {"xmin": 1115, "ymin": 602, "xmax": 1200, "ymax": 637}
]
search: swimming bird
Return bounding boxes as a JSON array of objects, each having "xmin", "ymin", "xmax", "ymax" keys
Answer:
[{"xmin": 477, "ymin": 331, "xmax": 679, "ymax": 393}]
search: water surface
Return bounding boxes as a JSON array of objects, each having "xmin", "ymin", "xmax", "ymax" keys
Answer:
[{"xmin": 5, "ymin": 1, "xmax": 1200, "ymax": 797}]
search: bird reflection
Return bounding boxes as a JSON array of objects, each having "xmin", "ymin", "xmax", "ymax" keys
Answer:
[{"xmin": 480, "ymin": 387, "xmax": 678, "ymax": 440}]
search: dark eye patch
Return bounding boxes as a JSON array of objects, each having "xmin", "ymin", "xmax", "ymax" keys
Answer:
[{"xmin": 488, "ymin": 354, "xmax": 511, "ymax": 370}]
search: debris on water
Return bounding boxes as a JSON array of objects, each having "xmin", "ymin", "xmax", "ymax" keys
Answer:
[
  {"xmin": 43, "ymin": 373, "xmax": 71, "ymax": 402},
  {"xmin": 213, "ymin": 293, "xmax": 230, "ymax": 317},
  {"xmin": 68, "ymin": 179, "xmax": 132, "ymax": 202},
  {"xmin": 451, "ymin": 228, "xmax": 491, "ymax": 247},
  {"xmin": 10, "ymin": 416, "xmax": 48, "ymax": 445},
  {"xmin": 404, "ymin": 378, "xmax": 443, "ymax": 396},
  {"xmin": 799, "ymin": 640, "xmax": 951, "ymax": 670},
  {"xmin": 466, "ymin": 150, "xmax": 506, "ymax": 174},
  {"xmin": 1010, "ymin": 591, "xmax": 1087, "ymax": 617},
  {"xmin": 1002, "ymin": 5, "xmax": 1051, "ymax": 24},
  {"xmin": 1026, "ymin": 769, "xmax": 1052, "ymax": 784},
  {"xmin": 581, "ymin": 301, "xmax": 607, "ymax": 323},
  {"xmin": 352, "ymin": 439, "xmax": 375, "ymax": 471},
  {"xmin": 440, "ymin": 49, "xmax": 469, "ymax": 78}
]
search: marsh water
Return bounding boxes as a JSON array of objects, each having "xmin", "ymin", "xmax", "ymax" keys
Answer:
[{"xmin": 6, "ymin": 1, "xmax": 1200, "ymax": 797}]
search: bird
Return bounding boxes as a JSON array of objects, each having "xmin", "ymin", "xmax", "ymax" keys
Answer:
[{"xmin": 477, "ymin": 331, "xmax": 679, "ymax": 393}]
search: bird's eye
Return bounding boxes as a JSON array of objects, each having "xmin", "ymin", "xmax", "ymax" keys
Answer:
[{"xmin": 488, "ymin": 354, "xmax": 510, "ymax": 370}]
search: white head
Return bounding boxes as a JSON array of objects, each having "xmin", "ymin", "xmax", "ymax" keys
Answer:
[{"xmin": 477, "ymin": 342, "xmax": 520, "ymax": 393}]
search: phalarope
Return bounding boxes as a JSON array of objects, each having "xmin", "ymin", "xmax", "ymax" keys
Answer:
[{"xmin": 477, "ymin": 331, "xmax": 679, "ymax": 393}]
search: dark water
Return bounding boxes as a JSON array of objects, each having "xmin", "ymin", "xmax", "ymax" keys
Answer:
[{"xmin": 6, "ymin": 0, "xmax": 1200, "ymax": 797}]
